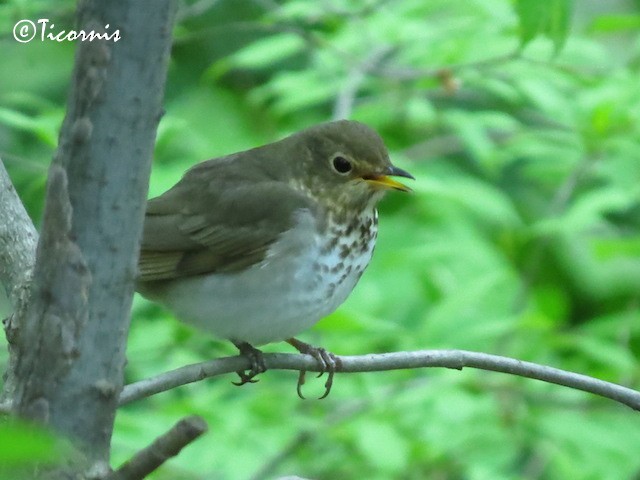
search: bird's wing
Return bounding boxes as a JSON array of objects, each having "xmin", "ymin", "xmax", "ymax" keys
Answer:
[{"xmin": 138, "ymin": 172, "xmax": 316, "ymax": 281}]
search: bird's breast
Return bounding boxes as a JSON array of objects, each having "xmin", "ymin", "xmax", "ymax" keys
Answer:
[
  {"xmin": 141, "ymin": 207, "xmax": 379, "ymax": 345},
  {"xmin": 308, "ymin": 208, "xmax": 379, "ymax": 307}
]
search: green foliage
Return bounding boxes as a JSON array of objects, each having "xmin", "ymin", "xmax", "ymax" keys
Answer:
[
  {"xmin": 515, "ymin": 0, "xmax": 573, "ymax": 52},
  {"xmin": 2, "ymin": 0, "xmax": 640, "ymax": 479},
  {"xmin": 0, "ymin": 419, "xmax": 70, "ymax": 477}
]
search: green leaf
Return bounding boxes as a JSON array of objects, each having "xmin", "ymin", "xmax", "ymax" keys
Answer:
[
  {"xmin": 593, "ymin": 237, "xmax": 640, "ymax": 261},
  {"xmin": 515, "ymin": 0, "xmax": 572, "ymax": 52},
  {"xmin": 225, "ymin": 33, "xmax": 306, "ymax": 70},
  {"xmin": 0, "ymin": 420, "xmax": 68, "ymax": 467},
  {"xmin": 0, "ymin": 107, "xmax": 60, "ymax": 146},
  {"xmin": 0, "ymin": 107, "xmax": 40, "ymax": 133},
  {"xmin": 588, "ymin": 14, "xmax": 640, "ymax": 34}
]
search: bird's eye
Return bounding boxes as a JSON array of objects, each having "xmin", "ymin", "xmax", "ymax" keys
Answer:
[{"xmin": 331, "ymin": 155, "xmax": 352, "ymax": 174}]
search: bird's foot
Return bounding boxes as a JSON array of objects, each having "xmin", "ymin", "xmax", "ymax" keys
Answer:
[
  {"xmin": 232, "ymin": 341, "xmax": 266, "ymax": 386},
  {"xmin": 286, "ymin": 338, "xmax": 342, "ymax": 399}
]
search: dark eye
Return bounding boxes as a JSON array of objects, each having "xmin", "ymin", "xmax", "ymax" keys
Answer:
[{"xmin": 332, "ymin": 155, "xmax": 352, "ymax": 174}]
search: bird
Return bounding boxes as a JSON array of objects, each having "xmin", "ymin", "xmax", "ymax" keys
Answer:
[{"xmin": 136, "ymin": 120, "xmax": 413, "ymax": 398}]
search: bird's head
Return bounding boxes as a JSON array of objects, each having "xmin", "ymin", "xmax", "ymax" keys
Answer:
[{"xmin": 291, "ymin": 120, "xmax": 414, "ymax": 213}]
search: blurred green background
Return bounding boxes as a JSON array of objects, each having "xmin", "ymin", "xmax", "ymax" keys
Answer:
[{"xmin": 2, "ymin": 0, "xmax": 640, "ymax": 478}]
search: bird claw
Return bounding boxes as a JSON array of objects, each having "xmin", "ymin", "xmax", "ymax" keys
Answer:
[
  {"xmin": 232, "ymin": 372, "xmax": 260, "ymax": 386},
  {"xmin": 287, "ymin": 338, "xmax": 341, "ymax": 399},
  {"xmin": 232, "ymin": 341, "xmax": 266, "ymax": 387}
]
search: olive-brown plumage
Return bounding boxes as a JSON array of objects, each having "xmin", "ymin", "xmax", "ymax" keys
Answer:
[{"xmin": 136, "ymin": 120, "xmax": 413, "ymax": 397}]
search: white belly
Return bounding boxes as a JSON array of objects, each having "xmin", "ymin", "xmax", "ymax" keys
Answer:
[{"xmin": 141, "ymin": 209, "xmax": 377, "ymax": 345}]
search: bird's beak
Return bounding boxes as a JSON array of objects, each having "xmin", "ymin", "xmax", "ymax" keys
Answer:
[{"xmin": 363, "ymin": 165, "xmax": 414, "ymax": 192}]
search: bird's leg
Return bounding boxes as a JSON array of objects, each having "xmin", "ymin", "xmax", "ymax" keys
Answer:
[
  {"xmin": 232, "ymin": 340, "xmax": 267, "ymax": 386},
  {"xmin": 286, "ymin": 338, "xmax": 342, "ymax": 399}
]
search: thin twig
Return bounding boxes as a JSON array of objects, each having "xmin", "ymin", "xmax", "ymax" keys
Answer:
[
  {"xmin": 175, "ymin": 0, "xmax": 221, "ymax": 22},
  {"xmin": 371, "ymin": 51, "xmax": 520, "ymax": 80},
  {"xmin": 109, "ymin": 415, "xmax": 208, "ymax": 480},
  {"xmin": 332, "ymin": 45, "xmax": 394, "ymax": 120},
  {"xmin": 119, "ymin": 350, "xmax": 640, "ymax": 411},
  {"xmin": 370, "ymin": 50, "xmax": 607, "ymax": 81}
]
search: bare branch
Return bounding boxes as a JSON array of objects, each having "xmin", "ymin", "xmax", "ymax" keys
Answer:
[
  {"xmin": 371, "ymin": 51, "xmax": 520, "ymax": 80},
  {"xmin": 109, "ymin": 415, "xmax": 208, "ymax": 480},
  {"xmin": 0, "ymin": 159, "xmax": 38, "ymax": 311},
  {"xmin": 332, "ymin": 45, "xmax": 393, "ymax": 120},
  {"xmin": 0, "ymin": 159, "xmax": 39, "ymax": 405},
  {"xmin": 119, "ymin": 350, "xmax": 640, "ymax": 411}
]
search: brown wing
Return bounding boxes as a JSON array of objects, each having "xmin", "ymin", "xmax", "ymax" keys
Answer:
[{"xmin": 138, "ymin": 159, "xmax": 316, "ymax": 281}]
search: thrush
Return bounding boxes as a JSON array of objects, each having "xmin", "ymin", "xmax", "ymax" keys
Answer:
[{"xmin": 136, "ymin": 120, "xmax": 413, "ymax": 398}]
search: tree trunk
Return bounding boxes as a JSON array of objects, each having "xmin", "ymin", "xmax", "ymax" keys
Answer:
[{"xmin": 6, "ymin": 0, "xmax": 176, "ymax": 472}]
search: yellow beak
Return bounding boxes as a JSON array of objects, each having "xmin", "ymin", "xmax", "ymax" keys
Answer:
[{"xmin": 363, "ymin": 165, "xmax": 414, "ymax": 192}]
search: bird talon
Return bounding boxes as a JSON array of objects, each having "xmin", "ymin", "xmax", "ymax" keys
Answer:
[
  {"xmin": 318, "ymin": 371, "xmax": 334, "ymax": 400},
  {"xmin": 287, "ymin": 338, "xmax": 341, "ymax": 399},
  {"xmin": 232, "ymin": 341, "xmax": 266, "ymax": 387},
  {"xmin": 319, "ymin": 355, "xmax": 341, "ymax": 399},
  {"xmin": 296, "ymin": 369, "xmax": 307, "ymax": 399},
  {"xmin": 232, "ymin": 371, "xmax": 260, "ymax": 386}
]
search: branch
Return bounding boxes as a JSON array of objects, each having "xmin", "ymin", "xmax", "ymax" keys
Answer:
[
  {"xmin": 0, "ymin": 159, "xmax": 38, "ymax": 404},
  {"xmin": 370, "ymin": 51, "xmax": 520, "ymax": 80},
  {"xmin": 332, "ymin": 45, "xmax": 393, "ymax": 120},
  {"xmin": 0, "ymin": 159, "xmax": 38, "ymax": 310},
  {"xmin": 109, "ymin": 415, "xmax": 208, "ymax": 480},
  {"xmin": 119, "ymin": 350, "xmax": 640, "ymax": 411}
]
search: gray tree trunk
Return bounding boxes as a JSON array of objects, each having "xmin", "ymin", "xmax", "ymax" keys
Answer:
[{"xmin": 3, "ymin": 0, "xmax": 175, "ymax": 472}]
